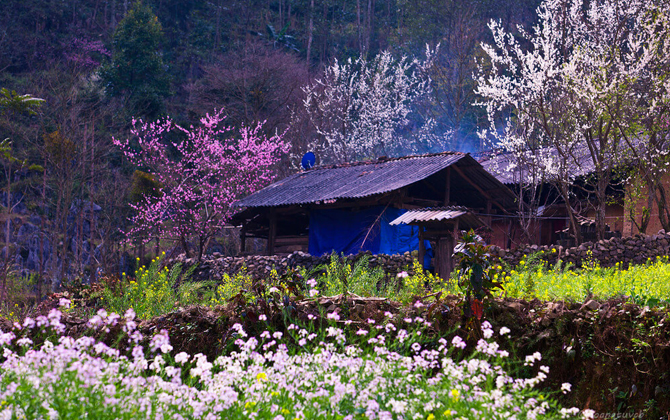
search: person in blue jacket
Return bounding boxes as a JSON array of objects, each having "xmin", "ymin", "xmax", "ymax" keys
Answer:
[{"xmin": 423, "ymin": 240, "xmax": 434, "ymax": 272}]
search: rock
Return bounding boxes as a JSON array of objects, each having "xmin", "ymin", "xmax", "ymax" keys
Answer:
[
  {"xmin": 507, "ymin": 301, "xmax": 524, "ymax": 312},
  {"xmin": 582, "ymin": 300, "xmax": 601, "ymax": 311}
]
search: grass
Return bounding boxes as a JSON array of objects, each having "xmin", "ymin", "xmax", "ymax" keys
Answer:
[
  {"xmin": 98, "ymin": 248, "xmax": 670, "ymax": 321},
  {"xmin": 315, "ymin": 254, "xmax": 435, "ymax": 301},
  {"xmin": 303, "ymin": 252, "xmax": 670, "ymax": 309},
  {"xmin": 0, "ymin": 272, "xmax": 47, "ymax": 322}
]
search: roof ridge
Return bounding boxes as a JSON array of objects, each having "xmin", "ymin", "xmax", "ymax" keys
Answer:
[{"xmin": 303, "ymin": 151, "xmax": 466, "ymax": 172}]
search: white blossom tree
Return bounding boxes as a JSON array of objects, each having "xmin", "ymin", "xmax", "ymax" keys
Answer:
[
  {"xmin": 476, "ymin": 0, "xmax": 670, "ymax": 241},
  {"xmin": 302, "ymin": 49, "xmax": 438, "ymax": 164}
]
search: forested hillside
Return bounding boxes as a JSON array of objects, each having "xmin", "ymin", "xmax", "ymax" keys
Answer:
[{"xmin": 0, "ymin": 0, "xmax": 541, "ymax": 291}]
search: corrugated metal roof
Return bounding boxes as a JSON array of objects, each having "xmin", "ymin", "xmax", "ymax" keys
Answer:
[
  {"xmin": 390, "ymin": 207, "xmax": 467, "ymax": 225},
  {"xmin": 236, "ymin": 152, "xmax": 468, "ymax": 208},
  {"xmin": 389, "ymin": 206, "xmax": 485, "ymax": 229},
  {"xmin": 477, "ymin": 145, "xmax": 602, "ymax": 185},
  {"xmin": 478, "ymin": 137, "xmax": 647, "ymax": 185}
]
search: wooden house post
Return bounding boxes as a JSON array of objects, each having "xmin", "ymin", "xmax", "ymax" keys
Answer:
[
  {"xmin": 240, "ymin": 227, "xmax": 247, "ymax": 254},
  {"xmin": 267, "ymin": 209, "xmax": 277, "ymax": 256},
  {"xmin": 485, "ymin": 200, "xmax": 492, "ymax": 228},
  {"xmin": 452, "ymin": 219, "xmax": 459, "ymax": 275},
  {"xmin": 444, "ymin": 167, "xmax": 451, "ymax": 206},
  {"xmin": 418, "ymin": 227, "xmax": 425, "ymax": 268},
  {"xmin": 437, "ymin": 237, "xmax": 449, "ymax": 280},
  {"xmin": 436, "ymin": 219, "xmax": 460, "ymax": 280}
]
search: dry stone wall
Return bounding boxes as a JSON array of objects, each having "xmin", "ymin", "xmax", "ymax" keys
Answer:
[
  {"xmin": 490, "ymin": 231, "xmax": 670, "ymax": 269},
  {"xmin": 176, "ymin": 232, "xmax": 670, "ymax": 282},
  {"xmin": 175, "ymin": 251, "xmax": 418, "ymax": 282}
]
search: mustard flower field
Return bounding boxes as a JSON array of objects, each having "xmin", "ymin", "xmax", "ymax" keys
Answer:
[{"xmin": 498, "ymin": 256, "xmax": 670, "ymax": 307}]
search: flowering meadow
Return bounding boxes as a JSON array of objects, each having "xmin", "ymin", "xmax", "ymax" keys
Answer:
[
  {"xmin": 498, "ymin": 256, "xmax": 670, "ymax": 307},
  {"xmin": 0, "ymin": 303, "xmax": 589, "ymax": 420},
  {"xmin": 4, "ymin": 251, "xmax": 670, "ymax": 417}
]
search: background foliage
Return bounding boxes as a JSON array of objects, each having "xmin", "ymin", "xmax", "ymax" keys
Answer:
[{"xmin": 0, "ymin": 0, "xmax": 542, "ymax": 293}]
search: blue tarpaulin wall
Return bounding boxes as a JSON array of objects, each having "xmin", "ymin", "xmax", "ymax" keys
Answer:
[{"xmin": 308, "ymin": 206, "xmax": 419, "ymax": 256}]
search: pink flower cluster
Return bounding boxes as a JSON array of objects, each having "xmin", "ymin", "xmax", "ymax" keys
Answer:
[{"xmin": 113, "ymin": 110, "xmax": 288, "ymax": 258}]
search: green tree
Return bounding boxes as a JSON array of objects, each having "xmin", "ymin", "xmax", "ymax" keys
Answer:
[
  {"xmin": 0, "ymin": 89, "xmax": 43, "ymax": 300},
  {"xmin": 0, "ymin": 88, "xmax": 45, "ymax": 117},
  {"xmin": 101, "ymin": 1, "xmax": 170, "ymax": 117}
]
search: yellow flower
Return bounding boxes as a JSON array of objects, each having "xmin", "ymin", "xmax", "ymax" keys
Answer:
[
  {"xmin": 282, "ymin": 409, "xmax": 290, "ymax": 415},
  {"xmin": 244, "ymin": 401, "xmax": 256, "ymax": 410},
  {"xmin": 444, "ymin": 410, "xmax": 453, "ymax": 417},
  {"xmin": 450, "ymin": 389, "xmax": 460, "ymax": 401},
  {"xmin": 256, "ymin": 372, "xmax": 267, "ymax": 381},
  {"xmin": 427, "ymin": 414, "xmax": 435, "ymax": 420}
]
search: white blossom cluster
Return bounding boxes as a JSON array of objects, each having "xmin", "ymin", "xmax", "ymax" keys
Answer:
[
  {"xmin": 476, "ymin": 0, "xmax": 670, "ymax": 185},
  {"xmin": 0, "ymin": 309, "xmax": 588, "ymax": 420},
  {"xmin": 302, "ymin": 48, "xmax": 436, "ymax": 163}
]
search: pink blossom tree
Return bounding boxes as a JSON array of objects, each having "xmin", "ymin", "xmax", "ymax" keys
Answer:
[{"xmin": 114, "ymin": 110, "xmax": 288, "ymax": 260}]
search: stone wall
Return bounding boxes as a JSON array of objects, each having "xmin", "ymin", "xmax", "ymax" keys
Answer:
[
  {"xmin": 175, "ymin": 251, "xmax": 419, "ymax": 281},
  {"xmin": 490, "ymin": 231, "xmax": 670, "ymax": 269},
  {"xmin": 175, "ymin": 231, "xmax": 670, "ymax": 282}
]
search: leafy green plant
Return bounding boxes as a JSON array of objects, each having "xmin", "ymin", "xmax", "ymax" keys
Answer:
[
  {"xmin": 453, "ymin": 230, "xmax": 503, "ymax": 320},
  {"xmin": 318, "ymin": 254, "xmax": 386, "ymax": 297}
]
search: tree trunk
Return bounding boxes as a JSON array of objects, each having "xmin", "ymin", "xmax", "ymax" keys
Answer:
[
  {"xmin": 559, "ymin": 183, "xmax": 582, "ymax": 245},
  {"xmin": 89, "ymin": 127, "xmax": 96, "ymax": 284},
  {"xmin": 110, "ymin": 0, "xmax": 117, "ymax": 27},
  {"xmin": 5, "ymin": 170, "xmax": 11, "ymax": 260},
  {"xmin": 181, "ymin": 235, "xmax": 191, "ymax": 258},
  {"xmin": 595, "ymin": 173, "xmax": 607, "ymax": 240},
  {"xmin": 306, "ymin": 0, "xmax": 314, "ymax": 67},
  {"xmin": 77, "ymin": 201, "xmax": 84, "ymax": 271},
  {"xmin": 639, "ymin": 189, "xmax": 652, "ymax": 234},
  {"xmin": 357, "ymin": 0, "xmax": 363, "ymax": 51},
  {"xmin": 365, "ymin": 0, "xmax": 373, "ymax": 52},
  {"xmin": 654, "ymin": 180, "xmax": 670, "ymax": 232},
  {"xmin": 59, "ymin": 204, "xmax": 68, "ymax": 283},
  {"xmin": 39, "ymin": 154, "xmax": 47, "ymax": 302},
  {"xmin": 1, "ymin": 169, "xmax": 9, "ymax": 300},
  {"xmin": 215, "ymin": 0, "xmax": 222, "ymax": 48}
]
